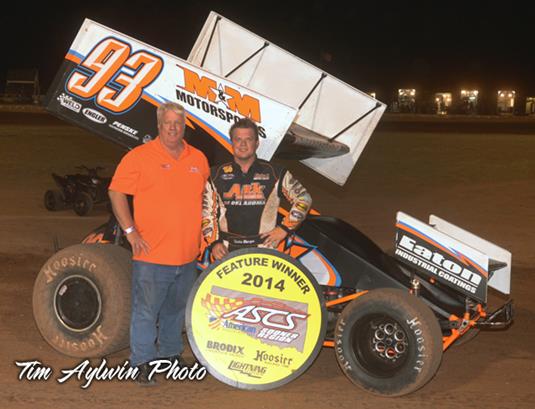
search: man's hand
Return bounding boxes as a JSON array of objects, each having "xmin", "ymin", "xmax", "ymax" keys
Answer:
[
  {"xmin": 211, "ymin": 242, "xmax": 229, "ymax": 260},
  {"xmin": 109, "ymin": 189, "xmax": 151, "ymax": 256},
  {"xmin": 126, "ymin": 230, "xmax": 151, "ymax": 256},
  {"xmin": 260, "ymin": 226, "xmax": 288, "ymax": 248}
]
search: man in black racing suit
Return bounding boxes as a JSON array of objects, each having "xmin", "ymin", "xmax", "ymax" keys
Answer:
[{"xmin": 202, "ymin": 118, "xmax": 312, "ymax": 260}]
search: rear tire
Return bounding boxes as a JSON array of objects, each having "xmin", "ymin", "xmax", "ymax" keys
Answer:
[
  {"xmin": 32, "ymin": 244, "xmax": 132, "ymax": 357},
  {"xmin": 44, "ymin": 189, "xmax": 65, "ymax": 211},
  {"xmin": 74, "ymin": 192, "xmax": 93, "ymax": 216},
  {"xmin": 334, "ymin": 288, "xmax": 443, "ymax": 396}
]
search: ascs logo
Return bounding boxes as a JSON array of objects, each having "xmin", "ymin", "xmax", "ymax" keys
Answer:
[
  {"xmin": 221, "ymin": 305, "xmax": 307, "ymax": 331},
  {"xmin": 176, "ymin": 65, "xmax": 261, "ymax": 123},
  {"xmin": 82, "ymin": 108, "xmax": 107, "ymax": 124}
]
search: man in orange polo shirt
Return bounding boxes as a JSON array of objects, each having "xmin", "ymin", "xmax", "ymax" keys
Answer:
[{"xmin": 109, "ymin": 102, "xmax": 209, "ymax": 385}]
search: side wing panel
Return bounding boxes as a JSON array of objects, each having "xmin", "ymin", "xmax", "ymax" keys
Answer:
[{"xmin": 45, "ymin": 19, "xmax": 297, "ymax": 161}]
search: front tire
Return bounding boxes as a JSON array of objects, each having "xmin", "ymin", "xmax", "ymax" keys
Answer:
[
  {"xmin": 32, "ymin": 244, "xmax": 132, "ymax": 357},
  {"xmin": 334, "ymin": 288, "xmax": 443, "ymax": 396}
]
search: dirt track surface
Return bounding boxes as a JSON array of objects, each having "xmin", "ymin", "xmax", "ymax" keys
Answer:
[{"xmin": 1, "ymin": 110, "xmax": 534, "ymax": 408}]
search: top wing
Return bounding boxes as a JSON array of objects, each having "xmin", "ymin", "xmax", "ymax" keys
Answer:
[{"xmin": 188, "ymin": 12, "xmax": 387, "ymax": 185}]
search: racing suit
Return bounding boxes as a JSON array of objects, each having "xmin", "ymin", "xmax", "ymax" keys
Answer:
[{"xmin": 202, "ymin": 159, "xmax": 312, "ymax": 251}]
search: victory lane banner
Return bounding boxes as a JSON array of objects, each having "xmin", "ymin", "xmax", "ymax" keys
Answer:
[{"xmin": 186, "ymin": 248, "xmax": 326, "ymax": 390}]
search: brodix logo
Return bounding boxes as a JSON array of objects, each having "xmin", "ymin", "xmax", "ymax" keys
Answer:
[{"xmin": 175, "ymin": 65, "xmax": 262, "ymax": 124}]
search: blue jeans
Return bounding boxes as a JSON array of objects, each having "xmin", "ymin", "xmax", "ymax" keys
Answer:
[{"xmin": 130, "ymin": 260, "xmax": 198, "ymax": 366}]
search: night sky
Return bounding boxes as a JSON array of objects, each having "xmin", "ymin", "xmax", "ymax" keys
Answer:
[{"xmin": 3, "ymin": 1, "xmax": 535, "ymax": 102}]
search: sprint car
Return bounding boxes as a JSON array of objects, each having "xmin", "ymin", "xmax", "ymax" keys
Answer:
[{"xmin": 32, "ymin": 13, "xmax": 513, "ymax": 397}]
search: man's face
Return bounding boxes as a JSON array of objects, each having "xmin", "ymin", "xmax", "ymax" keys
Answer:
[
  {"xmin": 158, "ymin": 109, "xmax": 185, "ymax": 149},
  {"xmin": 231, "ymin": 127, "xmax": 259, "ymax": 162}
]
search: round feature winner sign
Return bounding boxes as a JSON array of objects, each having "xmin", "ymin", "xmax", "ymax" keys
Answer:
[{"xmin": 186, "ymin": 248, "xmax": 326, "ymax": 390}]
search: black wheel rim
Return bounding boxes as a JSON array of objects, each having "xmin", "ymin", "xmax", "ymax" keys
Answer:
[
  {"xmin": 350, "ymin": 313, "xmax": 409, "ymax": 378},
  {"xmin": 54, "ymin": 275, "xmax": 101, "ymax": 332}
]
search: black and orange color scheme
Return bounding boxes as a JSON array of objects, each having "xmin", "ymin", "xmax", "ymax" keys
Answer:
[
  {"xmin": 49, "ymin": 36, "xmax": 239, "ymax": 167},
  {"xmin": 46, "ymin": 17, "xmax": 513, "ymax": 397},
  {"xmin": 202, "ymin": 159, "xmax": 312, "ymax": 251}
]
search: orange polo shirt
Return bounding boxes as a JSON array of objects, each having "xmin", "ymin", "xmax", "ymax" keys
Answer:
[{"xmin": 109, "ymin": 138, "xmax": 209, "ymax": 265}]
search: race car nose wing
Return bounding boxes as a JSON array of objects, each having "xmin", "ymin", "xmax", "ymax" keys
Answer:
[{"xmin": 429, "ymin": 214, "xmax": 511, "ymax": 296}]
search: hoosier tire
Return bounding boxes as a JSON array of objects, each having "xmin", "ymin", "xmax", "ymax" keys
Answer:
[
  {"xmin": 334, "ymin": 288, "xmax": 443, "ymax": 397},
  {"xmin": 32, "ymin": 244, "xmax": 132, "ymax": 358}
]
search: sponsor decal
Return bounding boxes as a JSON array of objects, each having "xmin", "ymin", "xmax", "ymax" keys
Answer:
[
  {"xmin": 82, "ymin": 108, "xmax": 107, "ymax": 124},
  {"xmin": 176, "ymin": 66, "xmax": 260, "ymax": 122},
  {"xmin": 109, "ymin": 120, "xmax": 139, "ymax": 140},
  {"xmin": 190, "ymin": 166, "xmax": 199, "ymax": 173},
  {"xmin": 186, "ymin": 248, "xmax": 325, "ymax": 390},
  {"xmin": 228, "ymin": 360, "xmax": 266, "ymax": 378},
  {"xmin": 395, "ymin": 226, "xmax": 486, "ymax": 300},
  {"xmin": 57, "ymin": 93, "xmax": 81, "ymax": 113},
  {"xmin": 223, "ymin": 183, "xmax": 266, "ymax": 203},
  {"xmin": 221, "ymin": 174, "xmax": 235, "ymax": 181},
  {"xmin": 253, "ymin": 173, "xmax": 270, "ymax": 181},
  {"xmin": 202, "ymin": 228, "xmax": 213, "ymax": 237},
  {"xmin": 223, "ymin": 165, "xmax": 233, "ymax": 173},
  {"xmin": 161, "ymin": 163, "xmax": 171, "ymax": 170},
  {"xmin": 206, "ymin": 341, "xmax": 244, "ymax": 355},
  {"xmin": 295, "ymin": 202, "xmax": 309, "ymax": 212},
  {"xmin": 290, "ymin": 210, "xmax": 305, "ymax": 221},
  {"xmin": 254, "ymin": 350, "xmax": 294, "ymax": 367},
  {"xmin": 209, "ymin": 291, "xmax": 308, "ymax": 350},
  {"xmin": 175, "ymin": 65, "xmax": 266, "ymax": 138}
]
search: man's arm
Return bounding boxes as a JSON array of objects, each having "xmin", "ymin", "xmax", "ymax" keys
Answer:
[
  {"xmin": 280, "ymin": 170, "xmax": 312, "ymax": 231},
  {"xmin": 108, "ymin": 190, "xmax": 150, "ymax": 256},
  {"xmin": 201, "ymin": 180, "xmax": 227, "ymax": 260},
  {"xmin": 261, "ymin": 170, "xmax": 312, "ymax": 247}
]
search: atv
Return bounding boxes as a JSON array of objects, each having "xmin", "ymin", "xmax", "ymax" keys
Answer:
[{"xmin": 44, "ymin": 165, "xmax": 111, "ymax": 216}]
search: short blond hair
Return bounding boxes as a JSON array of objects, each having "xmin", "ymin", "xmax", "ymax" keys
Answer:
[{"xmin": 157, "ymin": 102, "xmax": 186, "ymax": 126}]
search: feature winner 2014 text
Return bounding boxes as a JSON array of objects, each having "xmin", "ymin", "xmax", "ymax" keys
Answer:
[{"xmin": 214, "ymin": 256, "xmax": 311, "ymax": 294}]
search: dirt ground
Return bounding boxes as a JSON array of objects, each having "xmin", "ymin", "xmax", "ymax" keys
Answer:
[{"xmin": 1, "ymin": 110, "xmax": 534, "ymax": 408}]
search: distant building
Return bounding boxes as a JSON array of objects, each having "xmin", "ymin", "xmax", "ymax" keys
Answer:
[
  {"xmin": 398, "ymin": 89, "xmax": 416, "ymax": 113},
  {"xmin": 3, "ymin": 68, "xmax": 40, "ymax": 103},
  {"xmin": 434, "ymin": 92, "xmax": 452, "ymax": 115},
  {"xmin": 526, "ymin": 97, "xmax": 535, "ymax": 115},
  {"xmin": 497, "ymin": 90, "xmax": 515, "ymax": 115},
  {"xmin": 460, "ymin": 89, "xmax": 479, "ymax": 114}
]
